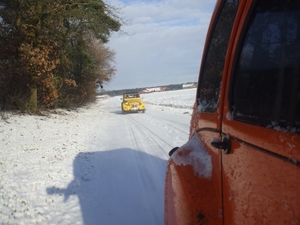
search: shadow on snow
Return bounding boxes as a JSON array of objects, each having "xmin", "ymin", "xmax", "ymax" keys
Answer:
[{"xmin": 46, "ymin": 148, "xmax": 167, "ymax": 225}]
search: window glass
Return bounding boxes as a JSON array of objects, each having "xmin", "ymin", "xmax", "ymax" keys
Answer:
[
  {"xmin": 197, "ymin": 0, "xmax": 238, "ymax": 112},
  {"xmin": 231, "ymin": 0, "xmax": 300, "ymax": 132}
]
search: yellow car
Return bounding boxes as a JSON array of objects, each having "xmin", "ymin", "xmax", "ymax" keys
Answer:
[{"xmin": 121, "ymin": 92, "xmax": 146, "ymax": 114}]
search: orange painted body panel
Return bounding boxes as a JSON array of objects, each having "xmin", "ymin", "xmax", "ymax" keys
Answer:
[
  {"xmin": 222, "ymin": 100, "xmax": 300, "ymax": 224},
  {"xmin": 222, "ymin": 115, "xmax": 300, "ymax": 162},
  {"xmin": 219, "ymin": 0, "xmax": 300, "ymax": 221},
  {"xmin": 165, "ymin": 134, "xmax": 222, "ymax": 225},
  {"xmin": 222, "ymin": 140, "xmax": 300, "ymax": 224},
  {"xmin": 164, "ymin": 0, "xmax": 300, "ymax": 224}
]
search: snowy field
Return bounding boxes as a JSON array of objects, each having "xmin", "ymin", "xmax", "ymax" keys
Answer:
[{"xmin": 0, "ymin": 88, "xmax": 196, "ymax": 225}]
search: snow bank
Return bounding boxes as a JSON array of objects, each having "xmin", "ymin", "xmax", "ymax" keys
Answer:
[{"xmin": 142, "ymin": 89, "xmax": 196, "ymax": 114}]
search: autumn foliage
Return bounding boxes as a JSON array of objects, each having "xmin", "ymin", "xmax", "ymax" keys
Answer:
[{"xmin": 0, "ymin": 0, "xmax": 121, "ymax": 111}]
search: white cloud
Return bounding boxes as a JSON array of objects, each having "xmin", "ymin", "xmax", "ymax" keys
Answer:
[{"xmin": 104, "ymin": 0, "xmax": 216, "ymax": 90}]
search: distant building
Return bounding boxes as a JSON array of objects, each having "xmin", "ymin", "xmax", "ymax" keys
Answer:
[
  {"xmin": 182, "ymin": 82, "xmax": 197, "ymax": 89},
  {"xmin": 140, "ymin": 87, "xmax": 167, "ymax": 94}
]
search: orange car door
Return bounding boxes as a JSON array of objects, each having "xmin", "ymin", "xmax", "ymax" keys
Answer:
[{"xmin": 221, "ymin": 0, "xmax": 300, "ymax": 224}]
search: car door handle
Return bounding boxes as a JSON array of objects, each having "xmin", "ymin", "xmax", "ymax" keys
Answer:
[
  {"xmin": 211, "ymin": 136, "xmax": 231, "ymax": 154},
  {"xmin": 168, "ymin": 147, "xmax": 179, "ymax": 157}
]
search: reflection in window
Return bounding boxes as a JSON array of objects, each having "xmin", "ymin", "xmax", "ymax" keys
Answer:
[
  {"xmin": 231, "ymin": 0, "xmax": 300, "ymax": 132},
  {"xmin": 197, "ymin": 0, "xmax": 238, "ymax": 112}
]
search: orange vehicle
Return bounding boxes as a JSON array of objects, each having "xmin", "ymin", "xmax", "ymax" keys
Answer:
[{"xmin": 164, "ymin": 0, "xmax": 300, "ymax": 224}]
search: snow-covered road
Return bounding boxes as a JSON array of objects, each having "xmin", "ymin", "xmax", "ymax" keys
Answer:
[{"xmin": 0, "ymin": 89, "xmax": 196, "ymax": 225}]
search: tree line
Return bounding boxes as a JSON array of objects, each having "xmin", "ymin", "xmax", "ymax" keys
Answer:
[
  {"xmin": 0, "ymin": 0, "xmax": 122, "ymax": 112},
  {"xmin": 104, "ymin": 84, "xmax": 185, "ymax": 97}
]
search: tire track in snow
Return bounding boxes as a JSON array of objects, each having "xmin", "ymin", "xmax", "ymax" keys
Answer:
[
  {"xmin": 127, "ymin": 112, "xmax": 189, "ymax": 149},
  {"xmin": 125, "ymin": 114, "xmax": 174, "ymax": 152},
  {"xmin": 120, "ymin": 113, "xmax": 171, "ymax": 158},
  {"xmin": 142, "ymin": 113, "xmax": 189, "ymax": 136},
  {"xmin": 119, "ymin": 114, "xmax": 166, "ymax": 225},
  {"xmin": 121, "ymin": 115, "xmax": 140, "ymax": 150}
]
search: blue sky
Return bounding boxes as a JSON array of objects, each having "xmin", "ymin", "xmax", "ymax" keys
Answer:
[{"xmin": 104, "ymin": 0, "xmax": 217, "ymax": 90}]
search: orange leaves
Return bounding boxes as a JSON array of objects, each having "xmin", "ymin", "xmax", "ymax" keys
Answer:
[
  {"xmin": 19, "ymin": 43, "xmax": 60, "ymax": 77},
  {"xmin": 18, "ymin": 42, "xmax": 60, "ymax": 108},
  {"xmin": 64, "ymin": 78, "xmax": 77, "ymax": 87},
  {"xmin": 40, "ymin": 77, "xmax": 59, "ymax": 107},
  {"xmin": 0, "ymin": 0, "xmax": 122, "ymax": 110}
]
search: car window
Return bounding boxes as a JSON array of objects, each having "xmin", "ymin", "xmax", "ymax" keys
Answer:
[
  {"xmin": 197, "ymin": 0, "xmax": 238, "ymax": 113},
  {"xmin": 230, "ymin": 0, "xmax": 300, "ymax": 132},
  {"xmin": 125, "ymin": 93, "xmax": 139, "ymax": 98}
]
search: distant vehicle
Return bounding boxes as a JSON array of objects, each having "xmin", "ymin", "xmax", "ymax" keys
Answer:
[
  {"xmin": 164, "ymin": 0, "xmax": 300, "ymax": 224},
  {"xmin": 121, "ymin": 92, "xmax": 146, "ymax": 114}
]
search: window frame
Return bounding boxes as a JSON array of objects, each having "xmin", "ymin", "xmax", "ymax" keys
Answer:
[
  {"xmin": 228, "ymin": 0, "xmax": 300, "ymax": 133},
  {"xmin": 196, "ymin": 0, "xmax": 239, "ymax": 113}
]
